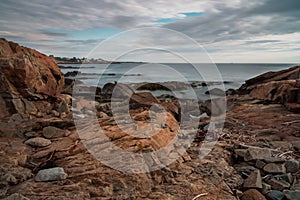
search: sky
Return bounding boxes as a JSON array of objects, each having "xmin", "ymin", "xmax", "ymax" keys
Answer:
[{"xmin": 0, "ymin": 0, "xmax": 300, "ymax": 63}]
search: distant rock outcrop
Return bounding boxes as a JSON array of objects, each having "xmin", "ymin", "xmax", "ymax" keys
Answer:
[
  {"xmin": 0, "ymin": 38, "xmax": 66, "ymax": 120},
  {"xmin": 238, "ymin": 66, "xmax": 300, "ymax": 112}
]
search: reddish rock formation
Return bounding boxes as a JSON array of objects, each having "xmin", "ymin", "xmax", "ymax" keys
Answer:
[
  {"xmin": 238, "ymin": 66, "xmax": 300, "ymax": 112},
  {"xmin": 0, "ymin": 38, "xmax": 65, "ymax": 119},
  {"xmin": 247, "ymin": 66, "xmax": 300, "ymax": 85}
]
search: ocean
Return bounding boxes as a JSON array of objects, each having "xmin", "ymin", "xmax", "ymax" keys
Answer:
[{"xmin": 60, "ymin": 63, "xmax": 297, "ymax": 99}]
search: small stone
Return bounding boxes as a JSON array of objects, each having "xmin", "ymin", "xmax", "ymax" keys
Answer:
[
  {"xmin": 243, "ymin": 170, "xmax": 263, "ymax": 189},
  {"xmin": 24, "ymin": 137, "xmax": 51, "ymax": 147},
  {"xmin": 274, "ymin": 173, "xmax": 293, "ymax": 184},
  {"xmin": 255, "ymin": 160, "xmax": 266, "ymax": 169},
  {"xmin": 237, "ymin": 166, "xmax": 257, "ymax": 178},
  {"xmin": 285, "ymin": 159, "xmax": 299, "ymax": 173},
  {"xmin": 268, "ymin": 178, "xmax": 290, "ymax": 191},
  {"xmin": 2, "ymin": 173, "xmax": 17, "ymax": 185},
  {"xmin": 4, "ymin": 193, "xmax": 30, "ymax": 200},
  {"xmin": 244, "ymin": 147, "xmax": 272, "ymax": 161},
  {"xmin": 50, "ymin": 110, "xmax": 60, "ymax": 117},
  {"xmin": 291, "ymin": 182, "xmax": 300, "ymax": 190},
  {"xmin": 266, "ymin": 190, "xmax": 285, "ymax": 200},
  {"xmin": 263, "ymin": 163, "xmax": 286, "ymax": 174},
  {"xmin": 98, "ymin": 111, "xmax": 109, "ymax": 118},
  {"xmin": 35, "ymin": 167, "xmax": 67, "ymax": 182},
  {"xmin": 241, "ymin": 189, "xmax": 266, "ymax": 200},
  {"xmin": 263, "ymin": 157, "xmax": 286, "ymax": 163},
  {"xmin": 270, "ymin": 141, "xmax": 293, "ymax": 152},
  {"xmin": 283, "ymin": 190, "xmax": 300, "ymax": 200},
  {"xmin": 235, "ymin": 149, "xmax": 248, "ymax": 158},
  {"xmin": 24, "ymin": 131, "xmax": 37, "ymax": 138},
  {"xmin": 262, "ymin": 183, "xmax": 272, "ymax": 195},
  {"xmin": 42, "ymin": 126, "xmax": 70, "ymax": 139},
  {"xmin": 236, "ymin": 190, "xmax": 243, "ymax": 198}
]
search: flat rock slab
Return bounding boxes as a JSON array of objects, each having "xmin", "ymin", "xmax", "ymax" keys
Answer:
[
  {"xmin": 285, "ymin": 159, "xmax": 299, "ymax": 173},
  {"xmin": 35, "ymin": 167, "xmax": 67, "ymax": 182},
  {"xmin": 25, "ymin": 137, "xmax": 51, "ymax": 147},
  {"xmin": 266, "ymin": 190, "xmax": 285, "ymax": 200},
  {"xmin": 244, "ymin": 147, "xmax": 272, "ymax": 161},
  {"xmin": 268, "ymin": 179, "xmax": 290, "ymax": 191},
  {"xmin": 264, "ymin": 163, "xmax": 286, "ymax": 174},
  {"xmin": 43, "ymin": 126, "xmax": 70, "ymax": 139},
  {"xmin": 244, "ymin": 170, "xmax": 262, "ymax": 189},
  {"xmin": 283, "ymin": 190, "xmax": 300, "ymax": 200}
]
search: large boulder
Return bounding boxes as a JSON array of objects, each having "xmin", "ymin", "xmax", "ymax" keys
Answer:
[
  {"xmin": 249, "ymin": 80, "xmax": 300, "ymax": 112},
  {"xmin": 0, "ymin": 38, "xmax": 65, "ymax": 119},
  {"xmin": 238, "ymin": 66, "xmax": 300, "ymax": 94},
  {"xmin": 238, "ymin": 66, "xmax": 300, "ymax": 113}
]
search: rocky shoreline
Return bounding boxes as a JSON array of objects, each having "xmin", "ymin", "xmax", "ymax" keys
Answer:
[{"xmin": 1, "ymin": 38, "xmax": 300, "ymax": 200}]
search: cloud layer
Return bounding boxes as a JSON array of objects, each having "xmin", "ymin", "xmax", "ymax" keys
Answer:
[{"xmin": 0, "ymin": 0, "xmax": 299, "ymax": 62}]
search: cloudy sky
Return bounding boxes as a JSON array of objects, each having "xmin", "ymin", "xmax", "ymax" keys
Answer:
[{"xmin": 0, "ymin": 0, "xmax": 300, "ymax": 63}]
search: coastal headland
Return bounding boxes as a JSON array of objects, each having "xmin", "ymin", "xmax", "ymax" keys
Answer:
[{"xmin": 1, "ymin": 38, "xmax": 300, "ymax": 199}]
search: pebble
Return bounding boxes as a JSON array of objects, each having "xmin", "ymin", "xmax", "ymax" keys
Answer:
[
  {"xmin": 262, "ymin": 183, "xmax": 272, "ymax": 195},
  {"xmin": 35, "ymin": 167, "xmax": 67, "ymax": 182},
  {"xmin": 24, "ymin": 131, "xmax": 37, "ymax": 138},
  {"xmin": 241, "ymin": 189, "xmax": 266, "ymax": 200},
  {"xmin": 263, "ymin": 163, "xmax": 286, "ymax": 174},
  {"xmin": 235, "ymin": 149, "xmax": 248, "ymax": 158},
  {"xmin": 274, "ymin": 173, "xmax": 293, "ymax": 184},
  {"xmin": 24, "ymin": 137, "xmax": 51, "ymax": 147},
  {"xmin": 268, "ymin": 178, "xmax": 290, "ymax": 191},
  {"xmin": 283, "ymin": 190, "xmax": 300, "ymax": 200},
  {"xmin": 285, "ymin": 159, "xmax": 299, "ymax": 173},
  {"xmin": 255, "ymin": 160, "xmax": 266, "ymax": 169},
  {"xmin": 43, "ymin": 126, "xmax": 70, "ymax": 139},
  {"xmin": 266, "ymin": 190, "xmax": 285, "ymax": 200}
]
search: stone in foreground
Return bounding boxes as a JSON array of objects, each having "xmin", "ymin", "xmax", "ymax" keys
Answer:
[
  {"xmin": 24, "ymin": 137, "xmax": 51, "ymax": 147},
  {"xmin": 243, "ymin": 170, "xmax": 263, "ymax": 189},
  {"xmin": 244, "ymin": 147, "xmax": 272, "ymax": 161},
  {"xmin": 263, "ymin": 163, "xmax": 286, "ymax": 174},
  {"xmin": 285, "ymin": 159, "xmax": 299, "ymax": 173},
  {"xmin": 283, "ymin": 190, "xmax": 300, "ymax": 200},
  {"xmin": 35, "ymin": 167, "xmax": 67, "ymax": 182},
  {"xmin": 266, "ymin": 190, "xmax": 285, "ymax": 200},
  {"xmin": 268, "ymin": 178, "xmax": 290, "ymax": 191},
  {"xmin": 43, "ymin": 126, "xmax": 70, "ymax": 139},
  {"xmin": 241, "ymin": 189, "xmax": 266, "ymax": 200}
]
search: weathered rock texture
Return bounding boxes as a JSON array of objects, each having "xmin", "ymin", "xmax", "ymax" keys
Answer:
[
  {"xmin": 238, "ymin": 66, "xmax": 300, "ymax": 112},
  {"xmin": 0, "ymin": 38, "xmax": 65, "ymax": 120}
]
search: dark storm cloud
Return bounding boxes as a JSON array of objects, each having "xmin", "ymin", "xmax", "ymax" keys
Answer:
[
  {"xmin": 249, "ymin": 0, "xmax": 300, "ymax": 14},
  {"xmin": 164, "ymin": 0, "xmax": 300, "ymax": 44},
  {"xmin": 0, "ymin": 0, "xmax": 299, "ymax": 62}
]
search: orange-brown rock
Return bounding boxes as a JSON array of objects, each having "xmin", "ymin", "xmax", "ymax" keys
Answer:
[
  {"xmin": 0, "ymin": 38, "xmax": 64, "ymax": 119},
  {"xmin": 249, "ymin": 79, "xmax": 300, "ymax": 112},
  {"xmin": 238, "ymin": 66, "xmax": 300, "ymax": 113},
  {"xmin": 245, "ymin": 66, "xmax": 300, "ymax": 87}
]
